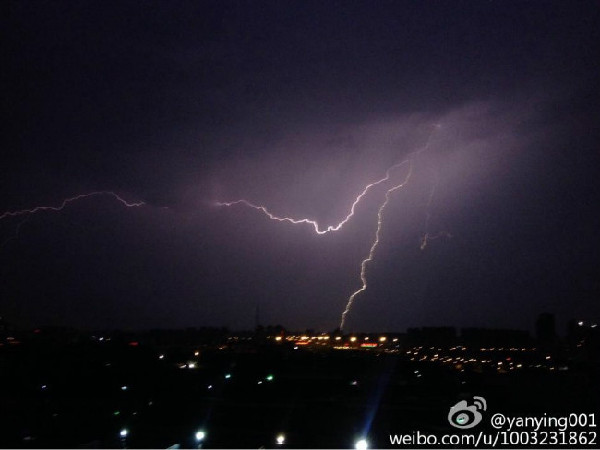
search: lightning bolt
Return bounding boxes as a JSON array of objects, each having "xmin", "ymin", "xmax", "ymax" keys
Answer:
[
  {"xmin": 215, "ymin": 159, "xmax": 411, "ymax": 235},
  {"xmin": 339, "ymin": 160, "xmax": 414, "ymax": 330},
  {"xmin": 0, "ymin": 191, "xmax": 145, "ymax": 222},
  {"xmin": 420, "ymin": 231, "xmax": 453, "ymax": 251},
  {"xmin": 216, "ymin": 125, "xmax": 439, "ymax": 235},
  {"xmin": 216, "ymin": 125, "xmax": 443, "ymax": 329}
]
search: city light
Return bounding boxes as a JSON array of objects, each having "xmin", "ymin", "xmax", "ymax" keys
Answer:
[
  {"xmin": 224, "ymin": 373, "xmax": 231, "ymax": 379},
  {"xmin": 195, "ymin": 431, "xmax": 206, "ymax": 442},
  {"xmin": 276, "ymin": 433, "xmax": 285, "ymax": 445},
  {"xmin": 120, "ymin": 429, "xmax": 128, "ymax": 438},
  {"xmin": 350, "ymin": 337, "xmax": 357, "ymax": 342},
  {"xmin": 355, "ymin": 438, "xmax": 368, "ymax": 450}
]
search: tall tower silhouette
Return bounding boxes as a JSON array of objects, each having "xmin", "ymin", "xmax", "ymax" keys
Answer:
[{"xmin": 255, "ymin": 302, "xmax": 260, "ymax": 330}]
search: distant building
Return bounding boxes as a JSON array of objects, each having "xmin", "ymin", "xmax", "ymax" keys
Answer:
[
  {"xmin": 407, "ymin": 327, "xmax": 456, "ymax": 346},
  {"xmin": 535, "ymin": 313, "xmax": 556, "ymax": 347},
  {"xmin": 461, "ymin": 328, "xmax": 531, "ymax": 347},
  {"xmin": 567, "ymin": 318, "xmax": 600, "ymax": 363}
]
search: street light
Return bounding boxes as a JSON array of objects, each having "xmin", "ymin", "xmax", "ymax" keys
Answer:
[
  {"xmin": 276, "ymin": 433, "xmax": 285, "ymax": 445},
  {"xmin": 355, "ymin": 438, "xmax": 368, "ymax": 450},
  {"xmin": 195, "ymin": 431, "xmax": 206, "ymax": 442}
]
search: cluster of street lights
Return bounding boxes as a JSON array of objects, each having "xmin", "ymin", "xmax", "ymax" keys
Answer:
[{"xmin": 119, "ymin": 426, "xmax": 368, "ymax": 448}]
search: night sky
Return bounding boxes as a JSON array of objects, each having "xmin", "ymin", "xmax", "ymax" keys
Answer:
[{"xmin": 2, "ymin": 1, "xmax": 599, "ymax": 333}]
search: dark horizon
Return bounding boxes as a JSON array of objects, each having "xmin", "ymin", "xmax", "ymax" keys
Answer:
[{"xmin": 3, "ymin": 313, "xmax": 598, "ymax": 340}]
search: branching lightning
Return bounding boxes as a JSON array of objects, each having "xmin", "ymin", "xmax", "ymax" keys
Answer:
[
  {"xmin": 339, "ymin": 160, "xmax": 414, "ymax": 329},
  {"xmin": 215, "ymin": 159, "xmax": 411, "ymax": 235},
  {"xmin": 216, "ymin": 126, "xmax": 446, "ymax": 329},
  {"xmin": 213, "ymin": 122, "xmax": 462, "ymax": 331},
  {"xmin": 0, "ymin": 191, "xmax": 145, "ymax": 222},
  {"xmin": 218, "ymin": 159, "xmax": 420, "ymax": 330},
  {"xmin": 214, "ymin": 126, "xmax": 440, "ymax": 234}
]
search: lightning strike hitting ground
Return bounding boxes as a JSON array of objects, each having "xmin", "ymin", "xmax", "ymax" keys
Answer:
[
  {"xmin": 339, "ymin": 161, "xmax": 414, "ymax": 329},
  {"xmin": 216, "ymin": 126, "xmax": 445, "ymax": 329},
  {"xmin": 0, "ymin": 191, "xmax": 145, "ymax": 222}
]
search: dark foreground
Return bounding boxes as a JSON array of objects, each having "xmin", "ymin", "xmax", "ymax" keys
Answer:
[{"xmin": 0, "ymin": 331, "xmax": 598, "ymax": 448}]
